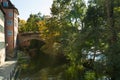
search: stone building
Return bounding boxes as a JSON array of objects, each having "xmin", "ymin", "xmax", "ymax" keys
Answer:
[
  {"xmin": 1, "ymin": 0, "xmax": 19, "ymax": 59},
  {"xmin": 0, "ymin": 6, "xmax": 5, "ymax": 65}
]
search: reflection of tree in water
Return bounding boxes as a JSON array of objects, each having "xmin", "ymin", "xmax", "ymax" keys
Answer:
[
  {"xmin": 19, "ymin": 52, "xmax": 67, "ymax": 79},
  {"xmin": 18, "ymin": 39, "xmax": 68, "ymax": 79}
]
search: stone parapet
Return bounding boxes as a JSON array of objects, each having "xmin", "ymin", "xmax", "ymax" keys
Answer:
[{"xmin": 0, "ymin": 60, "xmax": 17, "ymax": 79}]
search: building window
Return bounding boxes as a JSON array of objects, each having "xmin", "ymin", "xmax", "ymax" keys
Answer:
[
  {"xmin": 7, "ymin": 20, "xmax": 13, "ymax": 26},
  {"xmin": 0, "ymin": 10, "xmax": 4, "ymax": 21},
  {"xmin": 8, "ymin": 12, "xmax": 13, "ymax": 17},
  {"xmin": 0, "ymin": 42, "xmax": 5, "ymax": 50},
  {"xmin": 7, "ymin": 30, "xmax": 12, "ymax": 36},
  {"xmin": 3, "ymin": 2, "xmax": 8, "ymax": 7},
  {"xmin": 0, "ymin": 25, "xmax": 4, "ymax": 33}
]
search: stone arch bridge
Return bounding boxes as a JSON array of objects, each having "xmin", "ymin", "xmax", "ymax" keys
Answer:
[{"xmin": 18, "ymin": 32, "xmax": 44, "ymax": 47}]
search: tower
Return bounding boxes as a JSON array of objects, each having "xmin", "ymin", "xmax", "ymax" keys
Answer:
[{"xmin": 1, "ymin": 0, "xmax": 19, "ymax": 59}]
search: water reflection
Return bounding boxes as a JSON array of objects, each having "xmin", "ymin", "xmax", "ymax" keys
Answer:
[
  {"xmin": 18, "ymin": 52, "xmax": 67, "ymax": 80},
  {"xmin": 20, "ymin": 66, "xmax": 65, "ymax": 80},
  {"xmin": 37, "ymin": 68, "xmax": 63, "ymax": 80}
]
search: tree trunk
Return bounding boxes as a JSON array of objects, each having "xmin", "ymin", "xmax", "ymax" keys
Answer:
[
  {"xmin": 106, "ymin": 0, "xmax": 117, "ymax": 80},
  {"xmin": 106, "ymin": 0, "xmax": 117, "ymax": 43}
]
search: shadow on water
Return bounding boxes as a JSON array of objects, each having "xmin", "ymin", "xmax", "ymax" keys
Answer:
[
  {"xmin": 18, "ymin": 39, "xmax": 68, "ymax": 80},
  {"xmin": 18, "ymin": 51, "xmax": 68, "ymax": 80}
]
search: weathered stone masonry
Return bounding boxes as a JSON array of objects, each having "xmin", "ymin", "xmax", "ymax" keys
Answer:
[{"xmin": 0, "ymin": 6, "xmax": 5, "ymax": 65}]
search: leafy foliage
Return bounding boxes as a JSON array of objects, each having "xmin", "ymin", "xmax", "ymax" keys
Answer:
[
  {"xmin": 18, "ymin": 0, "xmax": 120, "ymax": 79},
  {"xmin": 18, "ymin": 12, "xmax": 43, "ymax": 32}
]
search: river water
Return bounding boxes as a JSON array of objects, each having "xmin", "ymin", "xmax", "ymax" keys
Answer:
[{"xmin": 18, "ymin": 52, "xmax": 68, "ymax": 80}]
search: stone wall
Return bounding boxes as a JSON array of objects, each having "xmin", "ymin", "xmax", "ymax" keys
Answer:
[
  {"xmin": 0, "ymin": 48, "xmax": 5, "ymax": 65},
  {"xmin": 0, "ymin": 9, "xmax": 5, "ymax": 66}
]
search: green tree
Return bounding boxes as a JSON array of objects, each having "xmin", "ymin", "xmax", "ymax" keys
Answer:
[
  {"xmin": 18, "ymin": 19, "xmax": 27, "ymax": 33},
  {"xmin": 25, "ymin": 13, "xmax": 42, "ymax": 32},
  {"xmin": 105, "ymin": 0, "xmax": 120, "ymax": 80},
  {"xmin": 19, "ymin": 12, "xmax": 43, "ymax": 32},
  {"xmin": 84, "ymin": 0, "xmax": 120, "ymax": 79},
  {"xmin": 50, "ymin": 0, "xmax": 87, "ymax": 79}
]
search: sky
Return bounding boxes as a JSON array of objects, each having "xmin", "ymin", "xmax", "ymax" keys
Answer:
[
  {"xmin": 11, "ymin": 0, "xmax": 88, "ymax": 20},
  {"xmin": 11, "ymin": 0, "xmax": 53, "ymax": 20}
]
